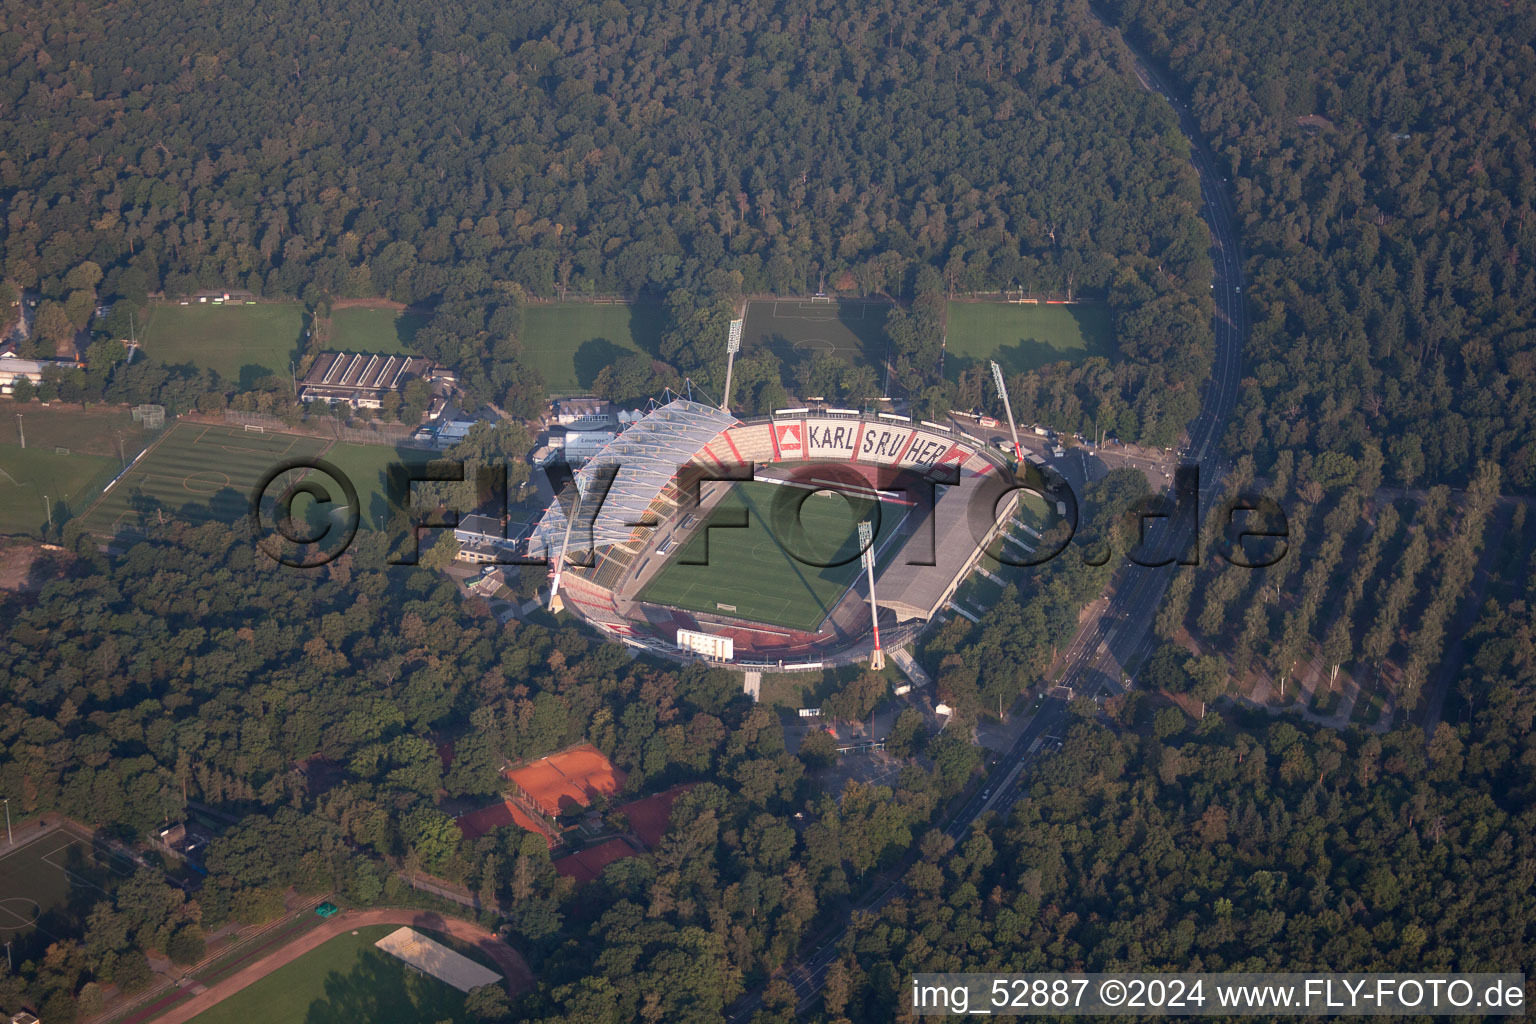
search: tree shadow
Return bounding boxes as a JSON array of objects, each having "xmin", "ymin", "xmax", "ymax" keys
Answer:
[
  {"xmin": 394, "ymin": 311, "xmax": 429, "ymax": 349},
  {"xmin": 572, "ymin": 337, "xmax": 635, "ymax": 389},
  {"xmin": 947, "ymin": 336, "xmax": 1081, "ymax": 379},
  {"xmin": 238, "ymin": 363, "xmax": 286, "ymax": 391},
  {"xmin": 626, "ymin": 301, "xmax": 666, "ymax": 358},
  {"xmin": 303, "ymin": 947, "xmax": 467, "ymax": 1024}
]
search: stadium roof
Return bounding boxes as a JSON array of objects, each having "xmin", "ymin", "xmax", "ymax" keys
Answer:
[
  {"xmin": 878, "ymin": 467, "xmax": 1013, "ymax": 621},
  {"xmin": 531, "ymin": 398, "xmax": 737, "ymax": 556}
]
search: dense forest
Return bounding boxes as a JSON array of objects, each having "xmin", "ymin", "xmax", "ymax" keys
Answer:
[
  {"xmin": 823, "ymin": 652, "xmax": 1536, "ymax": 1021},
  {"xmin": 1105, "ymin": 0, "xmax": 1536, "ymax": 490},
  {"xmin": 2, "ymin": 0, "xmax": 1212, "ymax": 435},
  {"xmin": 5, "ymin": 0, "xmax": 1536, "ymax": 1020},
  {"xmin": 0, "ymin": 513, "xmax": 979, "ymax": 1021}
]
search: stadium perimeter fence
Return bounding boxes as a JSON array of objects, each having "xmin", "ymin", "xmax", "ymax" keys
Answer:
[{"xmin": 217, "ymin": 410, "xmax": 425, "ymax": 446}]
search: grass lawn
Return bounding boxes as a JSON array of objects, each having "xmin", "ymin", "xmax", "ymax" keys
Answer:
[
  {"xmin": 327, "ymin": 307, "xmax": 429, "ymax": 354},
  {"xmin": 1014, "ymin": 489, "xmax": 1051, "ymax": 530},
  {"xmin": 741, "ymin": 298, "xmax": 889, "ymax": 377},
  {"xmin": 944, "ymin": 301, "xmax": 1114, "ymax": 379},
  {"xmin": 317, "ymin": 442, "xmax": 441, "ymax": 530},
  {"xmin": 0, "ymin": 445, "xmax": 120, "ymax": 535},
  {"xmin": 4, "ymin": 403, "xmax": 153, "ymax": 457},
  {"xmin": 758, "ymin": 664, "xmax": 865, "ymax": 708},
  {"xmin": 78, "ymin": 422, "xmax": 331, "ymax": 540},
  {"xmin": 0, "ymin": 823, "xmax": 139, "ymax": 950},
  {"xmin": 638, "ymin": 480, "xmax": 908, "ymax": 631},
  {"xmin": 141, "ymin": 302, "xmax": 306, "ymax": 387},
  {"xmin": 520, "ymin": 302, "xmax": 665, "ymax": 393},
  {"xmin": 186, "ymin": 925, "xmax": 477, "ymax": 1024}
]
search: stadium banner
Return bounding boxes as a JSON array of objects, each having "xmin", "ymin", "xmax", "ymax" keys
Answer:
[
  {"xmin": 804, "ymin": 417, "xmax": 861, "ymax": 459},
  {"xmin": 857, "ymin": 422, "xmax": 913, "ymax": 463},
  {"xmin": 773, "ymin": 420, "xmax": 805, "ymax": 460}
]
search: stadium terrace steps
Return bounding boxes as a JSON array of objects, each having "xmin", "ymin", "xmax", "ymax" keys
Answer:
[{"xmin": 722, "ymin": 423, "xmax": 776, "ymax": 463}]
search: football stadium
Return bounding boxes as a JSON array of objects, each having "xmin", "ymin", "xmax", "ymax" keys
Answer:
[{"xmin": 528, "ymin": 398, "xmax": 1059, "ymax": 669}]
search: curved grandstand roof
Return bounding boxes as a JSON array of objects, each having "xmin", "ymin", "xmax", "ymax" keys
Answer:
[{"xmin": 531, "ymin": 398, "xmax": 738, "ymax": 556}]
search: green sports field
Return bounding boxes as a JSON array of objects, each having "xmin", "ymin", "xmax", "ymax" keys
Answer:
[
  {"xmin": 186, "ymin": 925, "xmax": 479, "ymax": 1024},
  {"xmin": 0, "ymin": 445, "xmax": 120, "ymax": 535},
  {"xmin": 5, "ymin": 404, "xmax": 152, "ymax": 457},
  {"xmin": 78, "ymin": 422, "xmax": 331, "ymax": 540},
  {"xmin": 741, "ymin": 298, "xmax": 890, "ymax": 376},
  {"xmin": 638, "ymin": 480, "xmax": 908, "ymax": 631},
  {"xmin": 520, "ymin": 302, "xmax": 665, "ymax": 393},
  {"xmin": 0, "ymin": 823, "xmax": 139, "ymax": 947},
  {"xmin": 944, "ymin": 301, "xmax": 1114, "ymax": 379},
  {"xmin": 141, "ymin": 302, "xmax": 306, "ymax": 387},
  {"xmin": 327, "ymin": 307, "xmax": 429, "ymax": 354},
  {"xmin": 317, "ymin": 442, "xmax": 441, "ymax": 530}
]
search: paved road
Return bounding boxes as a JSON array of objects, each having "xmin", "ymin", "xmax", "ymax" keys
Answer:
[{"xmin": 726, "ymin": 16, "xmax": 1250, "ymax": 1019}]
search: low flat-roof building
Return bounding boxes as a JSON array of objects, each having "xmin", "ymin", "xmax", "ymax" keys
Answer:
[
  {"xmin": 557, "ymin": 428, "xmax": 620, "ymax": 465},
  {"xmin": 0, "ymin": 354, "xmax": 77, "ymax": 394},
  {"xmin": 454, "ymin": 513, "xmax": 527, "ymax": 564},
  {"xmin": 551, "ymin": 397, "xmax": 611, "ymax": 425},
  {"xmin": 435, "ymin": 419, "xmax": 476, "ymax": 447},
  {"xmin": 299, "ymin": 351, "xmax": 432, "ymax": 409}
]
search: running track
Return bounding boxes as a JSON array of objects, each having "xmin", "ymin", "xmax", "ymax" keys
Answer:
[{"xmin": 132, "ymin": 908, "xmax": 532, "ymax": 1024}]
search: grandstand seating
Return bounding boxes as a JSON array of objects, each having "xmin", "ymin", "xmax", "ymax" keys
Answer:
[{"xmin": 723, "ymin": 423, "xmax": 776, "ymax": 463}]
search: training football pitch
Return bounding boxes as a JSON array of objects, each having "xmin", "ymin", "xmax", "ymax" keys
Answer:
[
  {"xmin": 317, "ymin": 442, "xmax": 442, "ymax": 531},
  {"xmin": 79, "ymin": 422, "xmax": 331, "ymax": 540},
  {"xmin": 0, "ymin": 823, "xmax": 139, "ymax": 946},
  {"xmin": 638, "ymin": 480, "xmax": 908, "ymax": 631},
  {"xmin": 0, "ymin": 446, "xmax": 120, "ymax": 536},
  {"xmin": 944, "ymin": 301, "xmax": 1114, "ymax": 379},
  {"xmin": 326, "ymin": 306, "xmax": 429, "ymax": 354},
  {"xmin": 141, "ymin": 302, "xmax": 306, "ymax": 387},
  {"xmin": 741, "ymin": 298, "xmax": 889, "ymax": 376},
  {"xmin": 187, "ymin": 925, "xmax": 475, "ymax": 1024},
  {"xmin": 520, "ymin": 301, "xmax": 666, "ymax": 393}
]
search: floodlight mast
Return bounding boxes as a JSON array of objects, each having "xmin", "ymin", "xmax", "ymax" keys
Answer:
[
  {"xmin": 547, "ymin": 485, "xmax": 583, "ymax": 614},
  {"xmin": 859, "ymin": 520, "xmax": 885, "ymax": 671},
  {"xmin": 721, "ymin": 317, "xmax": 744, "ymax": 413},
  {"xmin": 989, "ymin": 360, "xmax": 1024, "ymax": 465}
]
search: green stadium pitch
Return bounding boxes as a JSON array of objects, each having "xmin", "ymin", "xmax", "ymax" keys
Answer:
[
  {"xmin": 741, "ymin": 298, "xmax": 890, "ymax": 376},
  {"xmin": 79, "ymin": 422, "xmax": 331, "ymax": 540},
  {"xmin": 943, "ymin": 301, "xmax": 1114, "ymax": 379},
  {"xmin": 637, "ymin": 480, "xmax": 908, "ymax": 632}
]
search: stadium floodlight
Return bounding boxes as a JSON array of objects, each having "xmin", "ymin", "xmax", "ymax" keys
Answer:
[
  {"xmin": 859, "ymin": 520, "xmax": 885, "ymax": 671},
  {"xmin": 989, "ymin": 360, "xmax": 1024, "ymax": 465},
  {"xmin": 548, "ymin": 484, "xmax": 583, "ymax": 615},
  {"xmin": 721, "ymin": 317, "xmax": 744, "ymax": 413}
]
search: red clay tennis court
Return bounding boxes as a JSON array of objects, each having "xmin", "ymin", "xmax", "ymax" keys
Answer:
[
  {"xmin": 619, "ymin": 784, "xmax": 693, "ymax": 848},
  {"xmin": 506, "ymin": 744, "xmax": 627, "ymax": 816},
  {"xmin": 553, "ymin": 838, "xmax": 636, "ymax": 884},
  {"xmin": 455, "ymin": 800, "xmax": 557, "ymax": 846}
]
